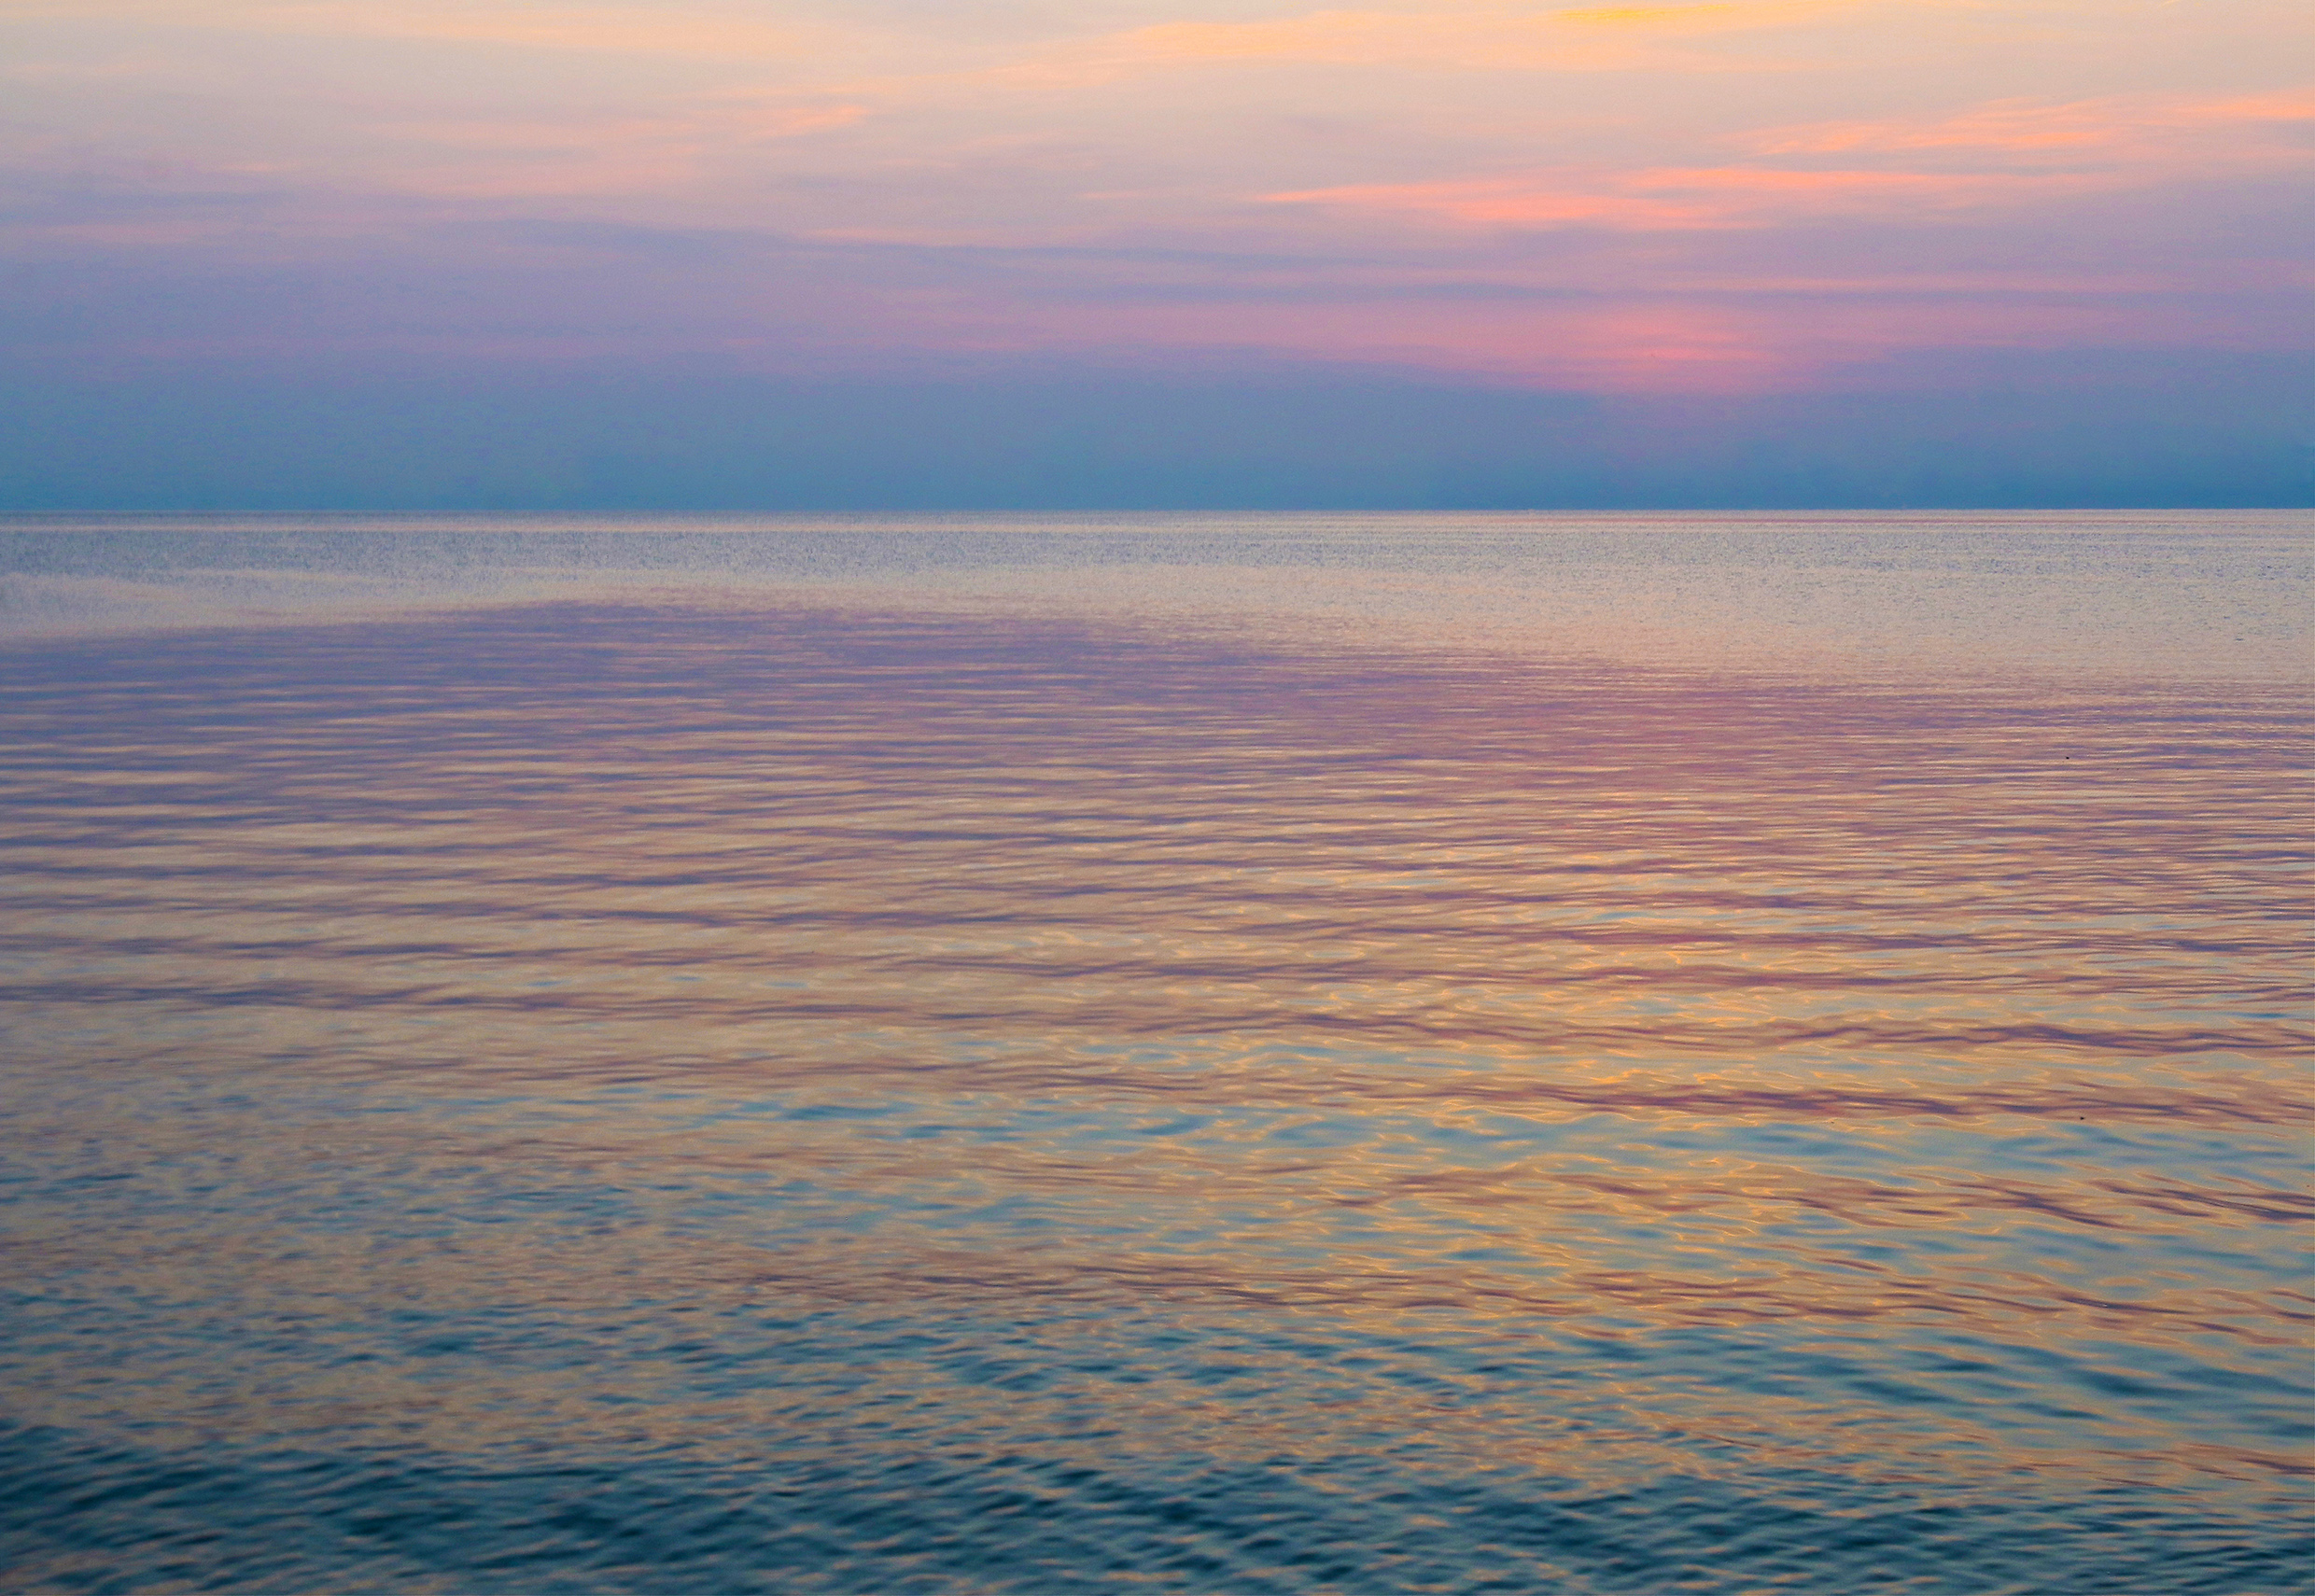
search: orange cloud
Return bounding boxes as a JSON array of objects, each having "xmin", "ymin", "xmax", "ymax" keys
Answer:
[
  {"xmin": 380, "ymin": 104, "xmax": 866, "ymax": 201},
  {"xmin": 1754, "ymin": 88, "xmax": 2315, "ymax": 161},
  {"xmin": 1010, "ymin": 0, "xmax": 1843, "ymax": 83},
  {"xmin": 1268, "ymin": 163, "xmax": 2111, "ymax": 231},
  {"xmin": 1266, "ymin": 85, "xmax": 2315, "ymax": 236},
  {"xmin": 14, "ymin": 2, "xmax": 836, "ymax": 60},
  {"xmin": 1552, "ymin": 3, "xmax": 1829, "ymax": 29}
]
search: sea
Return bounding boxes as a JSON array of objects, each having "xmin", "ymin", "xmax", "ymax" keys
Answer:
[{"xmin": 2, "ymin": 511, "xmax": 2310, "ymax": 1594}]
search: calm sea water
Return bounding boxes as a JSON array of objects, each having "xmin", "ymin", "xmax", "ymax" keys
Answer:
[{"xmin": 3, "ymin": 513, "xmax": 2311, "ymax": 1594}]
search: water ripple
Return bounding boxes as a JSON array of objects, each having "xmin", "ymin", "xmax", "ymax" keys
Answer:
[{"xmin": 3, "ymin": 579, "xmax": 2311, "ymax": 1592}]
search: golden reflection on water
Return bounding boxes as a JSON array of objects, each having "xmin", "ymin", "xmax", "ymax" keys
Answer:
[{"xmin": 2, "ymin": 597, "xmax": 2312, "ymax": 1587}]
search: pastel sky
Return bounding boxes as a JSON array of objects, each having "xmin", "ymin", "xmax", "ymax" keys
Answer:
[{"xmin": 5, "ymin": 0, "xmax": 2311, "ymax": 505}]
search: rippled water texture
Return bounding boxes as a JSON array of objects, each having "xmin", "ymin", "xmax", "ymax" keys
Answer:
[{"xmin": 2, "ymin": 515, "xmax": 2311, "ymax": 1593}]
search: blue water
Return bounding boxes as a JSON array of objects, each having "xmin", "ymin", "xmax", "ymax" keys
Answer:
[{"xmin": 2, "ymin": 514, "xmax": 2311, "ymax": 1592}]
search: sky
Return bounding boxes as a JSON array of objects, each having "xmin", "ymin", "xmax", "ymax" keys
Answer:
[{"xmin": 3, "ymin": 0, "xmax": 2311, "ymax": 507}]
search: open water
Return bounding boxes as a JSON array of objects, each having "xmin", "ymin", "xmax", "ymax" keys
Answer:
[{"xmin": 2, "ymin": 512, "xmax": 2311, "ymax": 1594}]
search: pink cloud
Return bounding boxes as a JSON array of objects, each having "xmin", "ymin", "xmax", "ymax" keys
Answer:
[
  {"xmin": 842, "ymin": 277, "xmax": 2211, "ymax": 398},
  {"xmin": 1265, "ymin": 85, "xmax": 2315, "ymax": 237}
]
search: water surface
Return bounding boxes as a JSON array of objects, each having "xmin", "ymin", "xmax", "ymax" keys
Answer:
[{"xmin": 2, "ymin": 514, "xmax": 2311, "ymax": 1593}]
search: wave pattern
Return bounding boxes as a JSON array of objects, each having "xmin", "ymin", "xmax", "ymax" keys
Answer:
[{"xmin": 2, "ymin": 596, "xmax": 2312, "ymax": 1593}]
